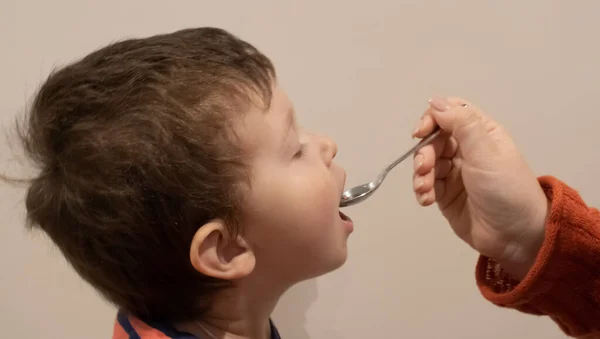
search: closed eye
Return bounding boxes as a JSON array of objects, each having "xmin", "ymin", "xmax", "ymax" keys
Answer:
[{"xmin": 293, "ymin": 144, "xmax": 306, "ymax": 158}]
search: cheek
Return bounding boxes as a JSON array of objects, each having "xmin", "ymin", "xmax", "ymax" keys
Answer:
[
  {"xmin": 244, "ymin": 168, "xmax": 339, "ymax": 247},
  {"xmin": 242, "ymin": 170, "xmax": 347, "ymax": 281},
  {"xmin": 281, "ymin": 170, "xmax": 338, "ymax": 228}
]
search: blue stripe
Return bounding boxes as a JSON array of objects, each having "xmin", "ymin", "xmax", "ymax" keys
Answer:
[
  {"xmin": 144, "ymin": 318, "xmax": 280, "ymax": 339},
  {"xmin": 118, "ymin": 312, "xmax": 280, "ymax": 339},
  {"xmin": 117, "ymin": 311, "xmax": 141, "ymax": 339},
  {"xmin": 144, "ymin": 319, "xmax": 197, "ymax": 339},
  {"xmin": 270, "ymin": 320, "xmax": 282, "ymax": 339}
]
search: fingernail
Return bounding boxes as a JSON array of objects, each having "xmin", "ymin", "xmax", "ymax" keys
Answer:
[
  {"xmin": 428, "ymin": 97, "xmax": 449, "ymax": 112},
  {"xmin": 414, "ymin": 154, "xmax": 424, "ymax": 171},
  {"xmin": 412, "ymin": 120, "xmax": 422, "ymax": 137},
  {"xmin": 419, "ymin": 192, "xmax": 428, "ymax": 205}
]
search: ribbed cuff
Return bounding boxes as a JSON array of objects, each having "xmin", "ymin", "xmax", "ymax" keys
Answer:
[{"xmin": 476, "ymin": 176, "xmax": 600, "ymax": 336}]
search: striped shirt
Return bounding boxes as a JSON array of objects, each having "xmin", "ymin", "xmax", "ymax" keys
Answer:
[{"xmin": 113, "ymin": 311, "xmax": 282, "ymax": 339}]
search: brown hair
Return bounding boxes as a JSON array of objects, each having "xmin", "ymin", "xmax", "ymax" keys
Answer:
[{"xmin": 15, "ymin": 27, "xmax": 275, "ymax": 322}]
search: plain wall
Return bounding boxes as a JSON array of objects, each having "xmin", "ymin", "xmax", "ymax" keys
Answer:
[{"xmin": 2, "ymin": 1, "xmax": 599, "ymax": 338}]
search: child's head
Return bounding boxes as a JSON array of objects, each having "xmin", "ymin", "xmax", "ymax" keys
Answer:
[{"xmin": 19, "ymin": 27, "xmax": 353, "ymax": 323}]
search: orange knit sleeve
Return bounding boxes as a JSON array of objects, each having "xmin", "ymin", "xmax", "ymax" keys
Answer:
[{"xmin": 476, "ymin": 176, "xmax": 600, "ymax": 338}]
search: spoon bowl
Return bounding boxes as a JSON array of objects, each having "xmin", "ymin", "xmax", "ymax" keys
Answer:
[
  {"xmin": 340, "ymin": 127, "xmax": 443, "ymax": 208},
  {"xmin": 340, "ymin": 178, "xmax": 382, "ymax": 207}
]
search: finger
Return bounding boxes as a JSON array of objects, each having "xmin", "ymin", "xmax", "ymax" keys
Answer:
[
  {"xmin": 416, "ymin": 190, "xmax": 435, "ymax": 206},
  {"xmin": 436, "ymin": 157, "xmax": 465, "ymax": 209},
  {"xmin": 413, "ymin": 173, "xmax": 429, "ymax": 194},
  {"xmin": 441, "ymin": 136, "xmax": 459, "ymax": 158},
  {"xmin": 435, "ymin": 158, "xmax": 453, "ymax": 179},
  {"xmin": 414, "ymin": 96, "xmax": 473, "ymax": 139},
  {"xmin": 412, "ymin": 108, "xmax": 437, "ymax": 138},
  {"xmin": 413, "ymin": 163, "xmax": 434, "ymax": 191},
  {"xmin": 433, "ymin": 179, "xmax": 446, "ymax": 202},
  {"xmin": 418, "ymin": 178, "xmax": 452, "ymax": 206},
  {"xmin": 420, "ymin": 178, "xmax": 443, "ymax": 206},
  {"xmin": 446, "ymin": 97, "xmax": 472, "ymax": 108},
  {"xmin": 414, "ymin": 156, "xmax": 451, "ymax": 193},
  {"xmin": 428, "ymin": 97, "xmax": 492, "ymax": 154},
  {"xmin": 413, "ymin": 134, "xmax": 448, "ymax": 176},
  {"xmin": 414, "ymin": 157, "xmax": 452, "ymax": 196}
]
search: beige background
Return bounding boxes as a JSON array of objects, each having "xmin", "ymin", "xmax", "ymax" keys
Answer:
[{"xmin": 2, "ymin": 1, "xmax": 599, "ymax": 338}]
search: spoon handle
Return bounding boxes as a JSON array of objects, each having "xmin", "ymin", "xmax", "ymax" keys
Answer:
[{"xmin": 381, "ymin": 126, "xmax": 443, "ymax": 178}]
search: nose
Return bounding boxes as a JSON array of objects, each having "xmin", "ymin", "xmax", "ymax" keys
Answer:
[{"xmin": 318, "ymin": 135, "xmax": 338, "ymax": 166}]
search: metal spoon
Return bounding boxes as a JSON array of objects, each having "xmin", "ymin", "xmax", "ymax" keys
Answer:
[{"xmin": 339, "ymin": 126, "xmax": 443, "ymax": 207}]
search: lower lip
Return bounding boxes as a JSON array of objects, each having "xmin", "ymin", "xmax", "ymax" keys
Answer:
[{"xmin": 339, "ymin": 211, "xmax": 354, "ymax": 233}]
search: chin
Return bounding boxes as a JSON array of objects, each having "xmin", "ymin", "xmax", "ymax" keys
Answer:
[
  {"xmin": 318, "ymin": 248, "xmax": 349, "ymax": 277},
  {"xmin": 334, "ymin": 248, "xmax": 349, "ymax": 268},
  {"xmin": 292, "ymin": 251, "xmax": 347, "ymax": 283}
]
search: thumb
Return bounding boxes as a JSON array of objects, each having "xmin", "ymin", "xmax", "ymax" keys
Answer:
[{"xmin": 428, "ymin": 97, "xmax": 491, "ymax": 153}]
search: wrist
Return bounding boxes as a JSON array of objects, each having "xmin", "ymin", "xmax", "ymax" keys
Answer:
[
  {"xmin": 496, "ymin": 240, "xmax": 542, "ymax": 280},
  {"xmin": 497, "ymin": 190, "xmax": 550, "ymax": 280}
]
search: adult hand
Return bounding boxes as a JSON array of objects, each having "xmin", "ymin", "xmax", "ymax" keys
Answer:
[{"xmin": 412, "ymin": 97, "xmax": 549, "ymax": 279}]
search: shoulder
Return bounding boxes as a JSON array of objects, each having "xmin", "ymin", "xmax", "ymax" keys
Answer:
[{"xmin": 112, "ymin": 311, "xmax": 197, "ymax": 339}]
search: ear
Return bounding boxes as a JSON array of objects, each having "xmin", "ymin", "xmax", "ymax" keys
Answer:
[{"xmin": 189, "ymin": 219, "xmax": 255, "ymax": 280}]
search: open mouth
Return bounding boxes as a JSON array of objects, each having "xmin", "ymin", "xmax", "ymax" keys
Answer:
[{"xmin": 339, "ymin": 211, "xmax": 351, "ymax": 222}]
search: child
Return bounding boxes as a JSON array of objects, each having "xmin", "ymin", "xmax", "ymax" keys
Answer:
[{"xmin": 18, "ymin": 27, "xmax": 354, "ymax": 339}]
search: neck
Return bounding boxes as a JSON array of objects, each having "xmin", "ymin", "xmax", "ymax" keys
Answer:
[{"xmin": 177, "ymin": 278, "xmax": 288, "ymax": 339}]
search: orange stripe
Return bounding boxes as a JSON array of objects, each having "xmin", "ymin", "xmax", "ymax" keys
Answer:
[
  {"xmin": 112, "ymin": 319, "xmax": 129, "ymax": 339},
  {"xmin": 129, "ymin": 317, "xmax": 171, "ymax": 339}
]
